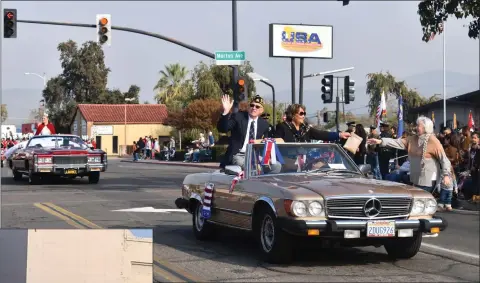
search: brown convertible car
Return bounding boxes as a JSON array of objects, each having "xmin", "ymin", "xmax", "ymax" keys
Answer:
[
  {"xmin": 175, "ymin": 139, "xmax": 447, "ymax": 263},
  {"xmin": 9, "ymin": 134, "xmax": 107, "ymax": 185}
]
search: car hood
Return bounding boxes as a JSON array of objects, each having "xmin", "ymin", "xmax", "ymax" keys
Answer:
[{"xmin": 255, "ymin": 174, "xmax": 422, "ymax": 198}]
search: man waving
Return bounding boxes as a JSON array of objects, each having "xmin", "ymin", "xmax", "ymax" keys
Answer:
[{"xmin": 217, "ymin": 94, "xmax": 270, "ymax": 168}]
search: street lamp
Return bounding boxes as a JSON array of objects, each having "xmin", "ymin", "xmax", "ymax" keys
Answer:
[
  {"xmin": 247, "ymin": 72, "xmax": 277, "ymax": 129},
  {"xmin": 24, "ymin": 72, "xmax": 47, "ymax": 87},
  {"xmin": 124, "ymin": 97, "xmax": 135, "ymax": 155},
  {"xmin": 303, "ymin": 67, "xmax": 354, "ymax": 78}
]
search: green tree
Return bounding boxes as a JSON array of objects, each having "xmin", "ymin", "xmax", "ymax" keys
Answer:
[
  {"xmin": 0, "ymin": 104, "xmax": 7, "ymax": 123},
  {"xmin": 182, "ymin": 98, "xmax": 222, "ymax": 131},
  {"xmin": 418, "ymin": 0, "xmax": 480, "ymax": 42},
  {"xmin": 153, "ymin": 63, "xmax": 189, "ymax": 104},
  {"xmin": 365, "ymin": 72, "xmax": 437, "ymax": 122}
]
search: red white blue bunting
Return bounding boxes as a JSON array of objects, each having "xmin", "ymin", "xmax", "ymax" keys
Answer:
[
  {"xmin": 229, "ymin": 171, "xmax": 244, "ymax": 193},
  {"xmin": 201, "ymin": 183, "xmax": 214, "ymax": 219},
  {"xmin": 261, "ymin": 138, "xmax": 285, "ymax": 166}
]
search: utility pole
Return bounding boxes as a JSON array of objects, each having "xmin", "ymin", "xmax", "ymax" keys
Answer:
[
  {"xmin": 341, "ymin": 89, "xmax": 345, "ymax": 122},
  {"xmin": 317, "ymin": 110, "xmax": 321, "ymax": 126},
  {"xmin": 232, "ymin": 0, "xmax": 239, "ymax": 112},
  {"xmin": 335, "ymin": 77, "xmax": 340, "ymax": 132}
]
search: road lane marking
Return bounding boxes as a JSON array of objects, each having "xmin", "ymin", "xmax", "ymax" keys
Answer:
[
  {"xmin": 421, "ymin": 243, "xmax": 480, "ymax": 259},
  {"xmin": 33, "ymin": 202, "xmax": 201, "ymax": 282},
  {"xmin": 2, "ymin": 198, "xmax": 175, "ymax": 207},
  {"xmin": 34, "ymin": 203, "xmax": 87, "ymax": 229},
  {"xmin": 153, "ymin": 261, "xmax": 184, "ymax": 282},
  {"xmin": 112, "ymin": 207, "xmax": 188, "ymax": 213},
  {"xmin": 42, "ymin": 202, "xmax": 102, "ymax": 229}
]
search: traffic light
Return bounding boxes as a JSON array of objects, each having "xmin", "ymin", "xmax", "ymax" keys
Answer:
[
  {"xmin": 344, "ymin": 76, "xmax": 355, "ymax": 104},
  {"xmin": 237, "ymin": 77, "xmax": 248, "ymax": 101},
  {"xmin": 96, "ymin": 14, "xmax": 111, "ymax": 46},
  {"xmin": 321, "ymin": 75, "xmax": 333, "ymax": 103},
  {"xmin": 4, "ymin": 9, "xmax": 17, "ymax": 38},
  {"xmin": 323, "ymin": 111, "xmax": 335, "ymax": 123}
]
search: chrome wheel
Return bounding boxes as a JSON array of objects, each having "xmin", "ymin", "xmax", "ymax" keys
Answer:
[
  {"xmin": 260, "ymin": 214, "xmax": 275, "ymax": 252},
  {"xmin": 195, "ymin": 204, "xmax": 205, "ymax": 232}
]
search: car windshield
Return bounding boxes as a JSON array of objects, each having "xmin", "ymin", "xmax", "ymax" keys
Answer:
[
  {"xmin": 248, "ymin": 142, "xmax": 359, "ymax": 177},
  {"xmin": 26, "ymin": 136, "xmax": 88, "ymax": 150}
]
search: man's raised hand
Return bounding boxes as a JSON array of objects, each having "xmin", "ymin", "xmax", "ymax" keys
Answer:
[{"xmin": 221, "ymin": 94, "xmax": 234, "ymax": 115}]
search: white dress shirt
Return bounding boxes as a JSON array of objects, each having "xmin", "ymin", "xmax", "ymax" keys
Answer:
[{"xmin": 240, "ymin": 116, "xmax": 258, "ymax": 153}]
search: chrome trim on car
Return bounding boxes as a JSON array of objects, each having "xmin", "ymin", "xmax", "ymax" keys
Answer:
[
  {"xmin": 326, "ymin": 194, "xmax": 411, "ymax": 199},
  {"xmin": 206, "ymin": 219, "xmax": 252, "ymax": 231},
  {"xmin": 305, "ymin": 220, "xmax": 328, "ymax": 229},
  {"xmin": 216, "ymin": 207, "xmax": 251, "ymax": 216},
  {"xmin": 304, "ymin": 219, "xmax": 437, "ymax": 231},
  {"xmin": 190, "ymin": 193, "xmax": 203, "ymax": 204}
]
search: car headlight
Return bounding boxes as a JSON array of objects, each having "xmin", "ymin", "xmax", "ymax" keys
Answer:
[
  {"xmin": 410, "ymin": 198, "xmax": 437, "ymax": 216},
  {"xmin": 88, "ymin": 156, "xmax": 101, "ymax": 163},
  {"xmin": 290, "ymin": 200, "xmax": 324, "ymax": 217},
  {"xmin": 38, "ymin": 157, "xmax": 52, "ymax": 163}
]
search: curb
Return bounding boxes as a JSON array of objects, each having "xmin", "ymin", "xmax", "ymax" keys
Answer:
[
  {"xmin": 120, "ymin": 159, "xmax": 219, "ymax": 169},
  {"xmin": 446, "ymin": 209, "xmax": 480, "ymax": 216}
]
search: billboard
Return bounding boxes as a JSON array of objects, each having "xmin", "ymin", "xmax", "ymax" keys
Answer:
[{"xmin": 269, "ymin": 23, "xmax": 333, "ymax": 59}]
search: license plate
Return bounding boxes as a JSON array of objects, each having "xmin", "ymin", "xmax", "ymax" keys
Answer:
[
  {"xmin": 367, "ymin": 220, "xmax": 395, "ymax": 237},
  {"xmin": 90, "ymin": 168, "xmax": 100, "ymax": 171},
  {"xmin": 65, "ymin": 169, "xmax": 77, "ymax": 174}
]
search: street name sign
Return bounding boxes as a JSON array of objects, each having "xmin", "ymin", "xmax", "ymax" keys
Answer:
[{"xmin": 215, "ymin": 51, "xmax": 245, "ymax": 65}]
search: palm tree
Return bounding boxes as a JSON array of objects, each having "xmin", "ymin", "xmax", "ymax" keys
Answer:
[{"xmin": 153, "ymin": 63, "xmax": 189, "ymax": 104}]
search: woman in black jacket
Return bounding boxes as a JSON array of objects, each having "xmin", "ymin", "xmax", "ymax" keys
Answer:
[{"xmin": 275, "ymin": 104, "xmax": 350, "ymax": 142}]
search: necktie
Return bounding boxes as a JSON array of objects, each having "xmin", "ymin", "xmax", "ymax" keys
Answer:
[{"xmin": 249, "ymin": 120, "xmax": 256, "ymax": 141}]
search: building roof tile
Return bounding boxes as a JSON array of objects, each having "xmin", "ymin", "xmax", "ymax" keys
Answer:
[{"xmin": 77, "ymin": 104, "xmax": 168, "ymax": 124}]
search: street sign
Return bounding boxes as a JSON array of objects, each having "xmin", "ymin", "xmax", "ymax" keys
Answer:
[{"xmin": 215, "ymin": 51, "xmax": 245, "ymax": 65}]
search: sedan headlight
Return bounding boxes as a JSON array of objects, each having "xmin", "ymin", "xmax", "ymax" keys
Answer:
[
  {"xmin": 410, "ymin": 198, "xmax": 437, "ymax": 216},
  {"xmin": 38, "ymin": 157, "xmax": 52, "ymax": 164},
  {"xmin": 289, "ymin": 200, "xmax": 325, "ymax": 217},
  {"xmin": 88, "ymin": 156, "xmax": 101, "ymax": 163}
]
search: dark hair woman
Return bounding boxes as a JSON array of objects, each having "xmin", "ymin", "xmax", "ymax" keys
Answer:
[
  {"xmin": 353, "ymin": 124, "xmax": 367, "ymax": 165},
  {"xmin": 274, "ymin": 104, "xmax": 350, "ymax": 142}
]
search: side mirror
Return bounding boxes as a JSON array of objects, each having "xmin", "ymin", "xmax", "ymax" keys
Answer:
[
  {"xmin": 358, "ymin": 164, "xmax": 371, "ymax": 175},
  {"xmin": 224, "ymin": 165, "xmax": 242, "ymax": 176}
]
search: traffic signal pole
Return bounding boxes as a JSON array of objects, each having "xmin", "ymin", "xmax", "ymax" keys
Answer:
[
  {"xmin": 232, "ymin": 0, "xmax": 239, "ymax": 113},
  {"xmin": 336, "ymin": 77, "xmax": 340, "ymax": 132},
  {"xmin": 16, "ymin": 19, "xmax": 217, "ymax": 60}
]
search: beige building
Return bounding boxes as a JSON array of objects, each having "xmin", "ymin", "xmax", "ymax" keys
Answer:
[
  {"xmin": 0, "ymin": 229, "xmax": 153, "ymax": 283},
  {"xmin": 70, "ymin": 104, "xmax": 173, "ymax": 156}
]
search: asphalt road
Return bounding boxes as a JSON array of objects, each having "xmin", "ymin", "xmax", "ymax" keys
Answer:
[{"xmin": 1, "ymin": 160, "xmax": 479, "ymax": 282}]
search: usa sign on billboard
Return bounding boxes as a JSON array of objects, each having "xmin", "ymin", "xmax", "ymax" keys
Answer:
[{"xmin": 269, "ymin": 23, "xmax": 333, "ymax": 59}]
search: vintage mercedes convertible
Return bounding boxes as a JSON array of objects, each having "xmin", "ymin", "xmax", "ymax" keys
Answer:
[
  {"xmin": 10, "ymin": 134, "xmax": 107, "ymax": 184},
  {"xmin": 175, "ymin": 139, "xmax": 447, "ymax": 263}
]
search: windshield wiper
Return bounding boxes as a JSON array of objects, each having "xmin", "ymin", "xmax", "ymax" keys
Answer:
[{"xmin": 307, "ymin": 168, "xmax": 363, "ymax": 175}]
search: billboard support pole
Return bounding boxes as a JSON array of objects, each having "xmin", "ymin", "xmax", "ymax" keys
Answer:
[
  {"xmin": 291, "ymin": 58, "xmax": 296, "ymax": 104},
  {"xmin": 299, "ymin": 58, "xmax": 304, "ymax": 105},
  {"xmin": 232, "ymin": 0, "xmax": 239, "ymax": 113}
]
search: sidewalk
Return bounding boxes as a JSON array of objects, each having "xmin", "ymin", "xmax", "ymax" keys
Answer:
[{"xmin": 119, "ymin": 158, "xmax": 219, "ymax": 169}]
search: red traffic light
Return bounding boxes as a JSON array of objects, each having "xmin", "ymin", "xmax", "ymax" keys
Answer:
[{"xmin": 6, "ymin": 11, "xmax": 14, "ymax": 20}]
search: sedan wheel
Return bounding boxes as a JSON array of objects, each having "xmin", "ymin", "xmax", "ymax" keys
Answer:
[
  {"xmin": 256, "ymin": 208, "xmax": 293, "ymax": 264},
  {"xmin": 192, "ymin": 202, "xmax": 214, "ymax": 240}
]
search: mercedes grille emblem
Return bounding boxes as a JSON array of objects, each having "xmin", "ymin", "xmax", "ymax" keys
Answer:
[{"xmin": 364, "ymin": 198, "xmax": 382, "ymax": 217}]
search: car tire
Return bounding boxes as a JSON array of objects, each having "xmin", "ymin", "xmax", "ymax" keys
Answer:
[
  {"xmin": 255, "ymin": 207, "xmax": 293, "ymax": 264},
  {"xmin": 12, "ymin": 169, "xmax": 22, "ymax": 181},
  {"xmin": 28, "ymin": 171, "xmax": 41, "ymax": 185},
  {"xmin": 384, "ymin": 232, "xmax": 422, "ymax": 259},
  {"xmin": 88, "ymin": 172, "xmax": 100, "ymax": 184},
  {"xmin": 192, "ymin": 201, "xmax": 214, "ymax": 241}
]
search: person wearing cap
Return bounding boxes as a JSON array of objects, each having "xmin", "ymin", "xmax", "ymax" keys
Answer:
[
  {"xmin": 260, "ymin": 113, "xmax": 275, "ymax": 137},
  {"xmin": 366, "ymin": 125, "xmax": 382, "ymax": 180},
  {"xmin": 34, "ymin": 113, "xmax": 56, "ymax": 136},
  {"xmin": 377, "ymin": 122, "xmax": 393, "ymax": 179},
  {"xmin": 339, "ymin": 121, "xmax": 356, "ymax": 147},
  {"xmin": 275, "ymin": 104, "xmax": 350, "ymax": 143},
  {"xmin": 217, "ymin": 94, "xmax": 271, "ymax": 169}
]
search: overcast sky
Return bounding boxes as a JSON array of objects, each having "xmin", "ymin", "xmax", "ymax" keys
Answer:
[{"xmin": 1, "ymin": 1, "xmax": 479, "ymax": 118}]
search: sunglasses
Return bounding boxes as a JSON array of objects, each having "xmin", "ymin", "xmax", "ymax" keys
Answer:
[
  {"xmin": 297, "ymin": 111, "xmax": 306, "ymax": 116},
  {"xmin": 250, "ymin": 104, "xmax": 262, "ymax": 109}
]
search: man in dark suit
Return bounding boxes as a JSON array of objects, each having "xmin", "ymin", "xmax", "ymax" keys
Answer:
[
  {"xmin": 378, "ymin": 122, "xmax": 393, "ymax": 179},
  {"xmin": 217, "ymin": 94, "xmax": 270, "ymax": 169},
  {"xmin": 260, "ymin": 113, "xmax": 275, "ymax": 137}
]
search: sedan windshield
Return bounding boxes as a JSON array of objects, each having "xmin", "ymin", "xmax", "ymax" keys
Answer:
[
  {"xmin": 248, "ymin": 142, "xmax": 359, "ymax": 176},
  {"xmin": 26, "ymin": 136, "xmax": 88, "ymax": 150}
]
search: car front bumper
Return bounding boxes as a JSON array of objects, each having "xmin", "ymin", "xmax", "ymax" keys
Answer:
[
  {"xmin": 277, "ymin": 217, "xmax": 447, "ymax": 238},
  {"xmin": 34, "ymin": 163, "xmax": 106, "ymax": 174}
]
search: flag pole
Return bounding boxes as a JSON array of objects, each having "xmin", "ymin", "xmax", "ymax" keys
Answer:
[{"xmin": 443, "ymin": 22, "xmax": 447, "ymax": 128}]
